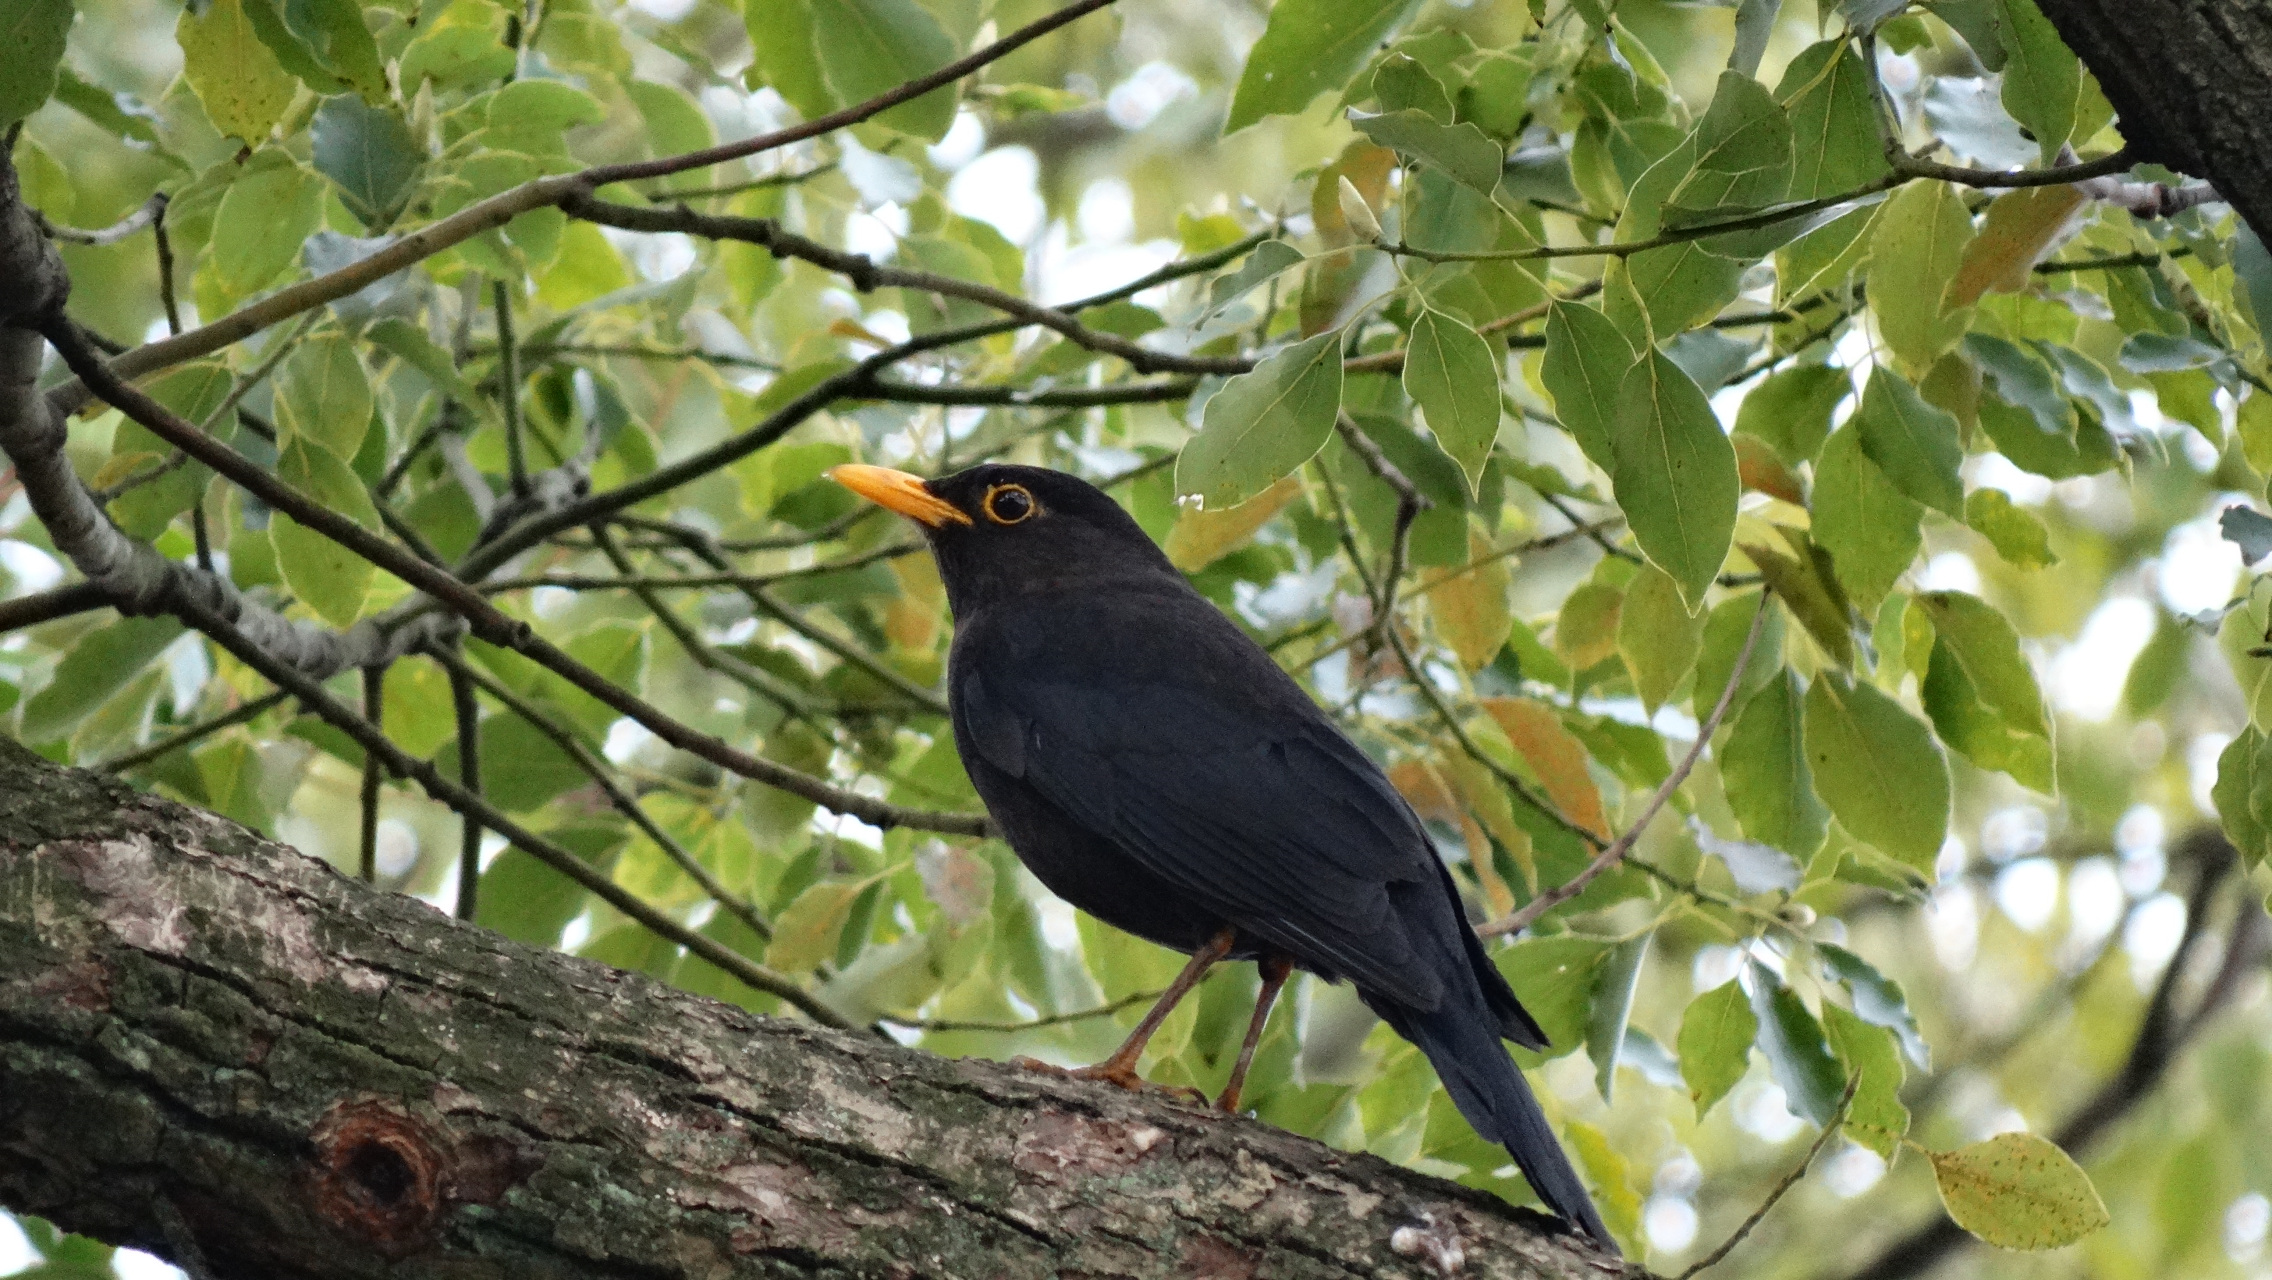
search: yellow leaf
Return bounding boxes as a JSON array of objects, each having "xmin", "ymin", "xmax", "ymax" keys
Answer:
[
  {"xmin": 1554, "ymin": 581, "xmax": 1624, "ymax": 672},
  {"xmin": 1929, "ymin": 1133, "xmax": 2110, "ymax": 1250},
  {"xmin": 1947, "ymin": 186, "xmax": 2088, "ymax": 307},
  {"xmin": 1439, "ymin": 752, "xmax": 1531, "ymax": 906},
  {"xmin": 1480, "ymin": 697, "xmax": 1608, "ymax": 838},
  {"xmin": 1424, "ymin": 533, "xmax": 1514, "ymax": 670},
  {"xmin": 1164, "ymin": 475, "xmax": 1301, "ymax": 571}
]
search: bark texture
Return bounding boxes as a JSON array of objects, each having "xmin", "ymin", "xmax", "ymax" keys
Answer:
[
  {"xmin": 2034, "ymin": 0, "xmax": 2272, "ymax": 238},
  {"xmin": 0, "ymin": 737, "xmax": 1622, "ymax": 1280}
]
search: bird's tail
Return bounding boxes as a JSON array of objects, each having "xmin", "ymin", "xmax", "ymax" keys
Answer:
[{"xmin": 1375, "ymin": 996, "xmax": 1619, "ymax": 1255}]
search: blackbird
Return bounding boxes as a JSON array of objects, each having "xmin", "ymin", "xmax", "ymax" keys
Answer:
[{"xmin": 831, "ymin": 461, "xmax": 1615, "ymax": 1252}]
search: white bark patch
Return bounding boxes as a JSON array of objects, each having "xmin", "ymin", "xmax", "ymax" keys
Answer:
[
  {"xmin": 797, "ymin": 1066, "xmax": 916, "ymax": 1154},
  {"xmin": 57, "ymin": 837, "xmax": 189, "ymax": 956},
  {"xmin": 1011, "ymin": 1111, "xmax": 1175, "ymax": 1177},
  {"xmin": 1217, "ymin": 1147, "xmax": 1279, "ymax": 1210},
  {"xmin": 51, "ymin": 834, "xmax": 383, "ymax": 991}
]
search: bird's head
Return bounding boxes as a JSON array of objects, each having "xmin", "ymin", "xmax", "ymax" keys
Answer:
[{"xmin": 828, "ymin": 462, "xmax": 1177, "ymax": 613}]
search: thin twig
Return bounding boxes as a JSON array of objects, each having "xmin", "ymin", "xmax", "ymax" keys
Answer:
[
  {"xmin": 879, "ymin": 988, "xmax": 1166, "ymax": 1033},
  {"xmin": 359, "ymin": 665, "xmax": 385, "ymax": 884},
  {"xmin": 427, "ymin": 643, "xmax": 776, "ymax": 942},
  {"xmin": 1676, "ymin": 1075, "xmax": 1859, "ymax": 1280},
  {"xmin": 98, "ymin": 691, "xmax": 292, "ymax": 774},
  {"xmin": 168, "ymin": 591, "xmax": 851, "ymax": 1028},
  {"xmin": 1480, "ymin": 592, "xmax": 1773, "ymax": 938}
]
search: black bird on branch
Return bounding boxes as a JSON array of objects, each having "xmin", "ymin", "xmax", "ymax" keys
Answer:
[{"xmin": 832, "ymin": 462, "xmax": 1616, "ymax": 1254}]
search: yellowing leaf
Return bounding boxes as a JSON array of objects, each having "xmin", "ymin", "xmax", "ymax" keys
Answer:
[
  {"xmin": 1482, "ymin": 697, "xmax": 1608, "ymax": 839},
  {"xmin": 1426, "ymin": 533, "xmax": 1513, "ymax": 670},
  {"xmin": 1164, "ymin": 475, "xmax": 1302, "ymax": 571},
  {"xmin": 1553, "ymin": 580, "xmax": 1623, "ymax": 672},
  {"xmin": 1617, "ymin": 563, "xmax": 1704, "ymax": 714},
  {"xmin": 177, "ymin": 0, "xmax": 298, "ymax": 144},
  {"xmin": 1929, "ymin": 1133, "xmax": 2109, "ymax": 1250},
  {"xmin": 1949, "ymin": 186, "xmax": 2087, "ymax": 306}
]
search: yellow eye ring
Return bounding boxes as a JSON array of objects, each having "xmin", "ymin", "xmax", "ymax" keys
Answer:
[{"xmin": 982, "ymin": 483, "xmax": 1038, "ymax": 525}]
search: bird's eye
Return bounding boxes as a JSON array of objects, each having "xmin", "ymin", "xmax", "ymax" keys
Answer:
[{"xmin": 983, "ymin": 483, "xmax": 1036, "ymax": 525}]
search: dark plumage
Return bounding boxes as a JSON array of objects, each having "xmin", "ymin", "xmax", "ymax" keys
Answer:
[{"xmin": 831, "ymin": 461, "xmax": 1615, "ymax": 1253}]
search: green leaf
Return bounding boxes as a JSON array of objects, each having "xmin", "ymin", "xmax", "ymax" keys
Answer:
[
  {"xmin": 19, "ymin": 617, "xmax": 186, "ymax": 746},
  {"xmin": 1370, "ymin": 52, "xmax": 1453, "ymax": 122},
  {"xmin": 1747, "ymin": 964, "xmax": 1846, "ymax": 1128},
  {"xmin": 209, "ymin": 150, "xmax": 324, "ymax": 301},
  {"xmin": 1870, "ymin": 181, "xmax": 1976, "ymax": 375},
  {"xmin": 1823, "ymin": 1003, "xmax": 1908, "ymax": 1159},
  {"xmin": 1773, "ymin": 40, "xmax": 1891, "ymax": 199},
  {"xmin": 1541, "ymin": 302, "xmax": 1633, "ymax": 471},
  {"xmin": 107, "ymin": 361, "xmax": 234, "ymax": 540},
  {"xmin": 1693, "ymin": 591, "xmax": 1784, "ymax": 720},
  {"xmin": 1226, "ymin": 0, "xmax": 1421, "ymax": 134},
  {"xmin": 1855, "ymin": 368, "xmax": 1965, "ymax": 517},
  {"xmin": 1723, "ymin": 670, "xmax": 1830, "ymax": 860},
  {"xmin": 1812, "ymin": 422, "xmax": 1923, "ymax": 612},
  {"xmin": 0, "ymin": 0, "xmax": 72, "ymax": 130},
  {"xmin": 1916, "ymin": 591, "xmax": 2047, "ymax": 736},
  {"xmin": 1678, "ymin": 979, "xmax": 1756, "ymax": 1119},
  {"xmin": 1965, "ymin": 489, "xmax": 2057, "ymax": 568},
  {"xmin": 1615, "ymin": 71, "xmax": 1793, "ymax": 334},
  {"xmin": 744, "ymin": 0, "xmax": 834, "ymax": 120},
  {"xmin": 272, "ymin": 437, "xmax": 380, "ymax": 628},
  {"xmin": 310, "ymin": 95, "xmax": 424, "ymax": 229},
  {"xmin": 1994, "ymin": 0, "xmax": 2081, "ymax": 164},
  {"xmin": 1735, "ymin": 363, "xmax": 1848, "ymax": 467},
  {"xmin": 1611, "ymin": 346, "xmax": 1738, "ymax": 609},
  {"xmin": 1348, "ymin": 109, "xmax": 1505, "ymax": 194},
  {"xmin": 1929, "ymin": 1133, "xmax": 2110, "ymax": 1249},
  {"xmin": 1587, "ymin": 932, "xmax": 1652, "ymax": 1103},
  {"xmin": 1177, "ymin": 330, "xmax": 1344, "ymax": 509},
  {"xmin": 1205, "ymin": 240, "xmax": 1305, "ymax": 317},
  {"xmin": 767, "ymin": 873, "xmax": 886, "ymax": 973},
  {"xmin": 177, "ymin": 0, "xmax": 299, "ymax": 144},
  {"xmin": 1803, "ymin": 671, "xmax": 1951, "ymax": 871},
  {"xmin": 275, "ymin": 330, "xmax": 375, "ymax": 461},
  {"xmin": 1496, "ymin": 934, "xmax": 1612, "ymax": 1058},
  {"xmin": 2213, "ymin": 728, "xmax": 2272, "ymax": 870},
  {"xmin": 1617, "ymin": 562, "xmax": 1705, "ymax": 715},
  {"xmin": 1743, "ymin": 533, "xmax": 1856, "ymax": 668},
  {"xmin": 807, "ymin": 0, "xmax": 958, "ymax": 142},
  {"xmin": 240, "ymin": 0, "xmax": 386, "ymax": 102},
  {"xmin": 366, "ymin": 317, "xmax": 488, "ymax": 411},
  {"xmin": 1819, "ymin": 942, "xmax": 1931, "ymax": 1067},
  {"xmin": 1402, "ymin": 307, "xmax": 1501, "ymax": 490}
]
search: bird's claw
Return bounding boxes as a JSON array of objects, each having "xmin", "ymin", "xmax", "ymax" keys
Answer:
[{"xmin": 1009, "ymin": 1055, "xmax": 1208, "ymax": 1105}]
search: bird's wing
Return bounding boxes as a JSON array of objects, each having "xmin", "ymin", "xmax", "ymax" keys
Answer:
[{"xmin": 957, "ymin": 654, "xmax": 1450, "ymax": 1011}]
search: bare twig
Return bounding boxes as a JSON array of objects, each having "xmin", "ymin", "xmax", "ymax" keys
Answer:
[
  {"xmin": 1480, "ymin": 592, "xmax": 1772, "ymax": 938},
  {"xmin": 98, "ymin": 690, "xmax": 292, "ymax": 775},
  {"xmin": 169, "ymin": 591, "xmax": 851, "ymax": 1029},
  {"xmin": 879, "ymin": 988, "xmax": 1167, "ymax": 1034},
  {"xmin": 1677, "ymin": 1076, "xmax": 1860, "ymax": 1280}
]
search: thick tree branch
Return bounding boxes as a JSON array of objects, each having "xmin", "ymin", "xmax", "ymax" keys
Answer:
[
  {"xmin": 0, "ymin": 738, "xmax": 1614, "ymax": 1280},
  {"xmin": 2031, "ymin": 0, "xmax": 2272, "ymax": 238}
]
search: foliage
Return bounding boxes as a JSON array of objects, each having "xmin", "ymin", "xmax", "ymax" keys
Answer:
[{"xmin": 2, "ymin": 0, "xmax": 2270, "ymax": 1276}]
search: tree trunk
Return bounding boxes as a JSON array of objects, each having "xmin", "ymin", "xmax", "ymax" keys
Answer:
[
  {"xmin": 2034, "ymin": 0, "xmax": 2272, "ymax": 238},
  {"xmin": 0, "ymin": 737, "xmax": 1618, "ymax": 1280}
]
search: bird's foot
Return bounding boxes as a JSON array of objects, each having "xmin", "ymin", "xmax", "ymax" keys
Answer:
[{"xmin": 1009, "ymin": 1055, "xmax": 1208, "ymax": 1105}]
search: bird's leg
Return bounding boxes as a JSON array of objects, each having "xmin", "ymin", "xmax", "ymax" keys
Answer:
[
  {"xmin": 1014, "ymin": 927, "xmax": 1235, "ymax": 1099},
  {"xmin": 1216, "ymin": 953, "xmax": 1293, "ymax": 1114}
]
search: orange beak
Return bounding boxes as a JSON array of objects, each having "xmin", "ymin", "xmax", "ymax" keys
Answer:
[{"xmin": 827, "ymin": 465, "xmax": 971, "ymax": 528}]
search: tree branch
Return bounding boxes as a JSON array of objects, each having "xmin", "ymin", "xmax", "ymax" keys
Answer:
[{"xmin": 0, "ymin": 735, "xmax": 1614, "ymax": 1280}]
